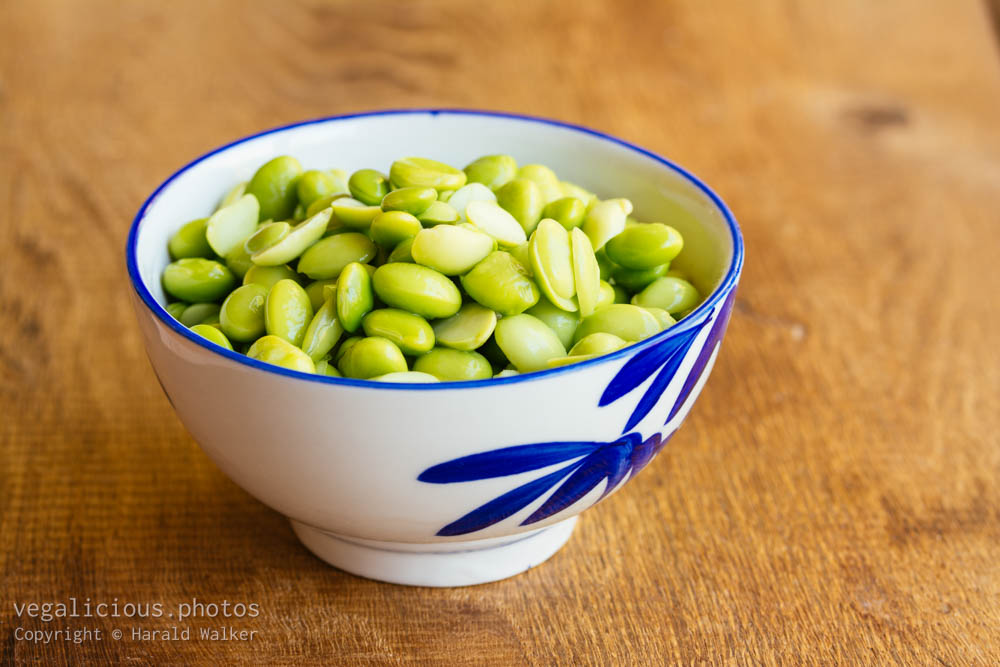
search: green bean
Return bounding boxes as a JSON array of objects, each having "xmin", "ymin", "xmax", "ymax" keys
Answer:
[
  {"xmin": 179, "ymin": 303, "xmax": 221, "ymax": 328},
  {"xmin": 206, "ymin": 194, "xmax": 260, "ymax": 257},
  {"xmin": 297, "ymin": 233, "xmax": 377, "ymax": 280},
  {"xmin": 631, "ymin": 276, "xmax": 700, "ymax": 314},
  {"xmin": 380, "ymin": 186, "xmax": 437, "ymax": 216},
  {"xmin": 605, "ymin": 222, "xmax": 683, "ymax": 269},
  {"xmin": 247, "ymin": 335, "xmax": 315, "ymax": 373},
  {"xmin": 265, "ymin": 279, "xmax": 313, "ymax": 346},
  {"xmin": 372, "ymin": 263, "xmax": 462, "ymax": 319},
  {"xmin": 336, "ymin": 262, "xmax": 375, "ymax": 333},
  {"xmin": 432, "ymin": 303, "xmax": 497, "ymax": 351},
  {"xmin": 543, "ymin": 197, "xmax": 587, "ymax": 231},
  {"xmin": 163, "ymin": 258, "xmax": 236, "ymax": 303},
  {"xmin": 250, "ymin": 208, "xmax": 332, "ymax": 266},
  {"xmin": 190, "ymin": 323, "xmax": 233, "ymax": 350},
  {"xmin": 413, "ymin": 348, "xmax": 492, "ymax": 381},
  {"xmin": 369, "ymin": 211, "xmax": 422, "ymax": 249},
  {"xmin": 495, "ymin": 178, "xmax": 544, "ymax": 235},
  {"xmin": 243, "ymin": 264, "xmax": 300, "ymax": 290},
  {"xmin": 298, "ymin": 169, "xmax": 345, "ymax": 209},
  {"xmin": 301, "ymin": 296, "xmax": 345, "ymax": 360},
  {"xmin": 362, "ymin": 308, "xmax": 435, "ymax": 355},
  {"xmin": 246, "ymin": 156, "xmax": 302, "ymax": 222},
  {"xmin": 463, "ymin": 155, "xmax": 517, "ymax": 190},
  {"xmin": 348, "ymin": 169, "xmax": 390, "ymax": 206},
  {"xmin": 573, "ymin": 304, "xmax": 661, "ymax": 344},
  {"xmin": 526, "ymin": 298, "xmax": 580, "ymax": 349},
  {"xmin": 390, "ymin": 157, "xmax": 467, "ymax": 191},
  {"xmin": 338, "ymin": 336, "xmax": 408, "ymax": 379},
  {"xmin": 168, "ymin": 218, "xmax": 214, "ymax": 260},
  {"xmin": 411, "ymin": 225, "xmax": 493, "ymax": 275},
  {"xmin": 219, "ymin": 283, "xmax": 268, "ymax": 342},
  {"xmin": 494, "ymin": 313, "xmax": 567, "ymax": 372},
  {"xmin": 460, "ymin": 251, "xmax": 539, "ymax": 316}
]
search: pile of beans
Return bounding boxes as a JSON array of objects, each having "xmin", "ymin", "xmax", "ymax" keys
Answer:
[{"xmin": 161, "ymin": 155, "xmax": 701, "ymax": 382}]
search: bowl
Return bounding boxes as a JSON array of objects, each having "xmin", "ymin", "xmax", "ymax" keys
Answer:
[{"xmin": 126, "ymin": 110, "xmax": 743, "ymax": 586}]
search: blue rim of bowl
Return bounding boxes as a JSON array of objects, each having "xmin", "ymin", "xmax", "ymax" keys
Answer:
[{"xmin": 126, "ymin": 108, "xmax": 744, "ymax": 390}]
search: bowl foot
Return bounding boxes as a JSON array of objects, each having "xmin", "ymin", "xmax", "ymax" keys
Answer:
[{"xmin": 290, "ymin": 517, "xmax": 578, "ymax": 587}]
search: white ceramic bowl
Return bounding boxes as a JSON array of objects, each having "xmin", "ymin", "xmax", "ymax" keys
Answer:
[{"xmin": 127, "ymin": 110, "xmax": 743, "ymax": 586}]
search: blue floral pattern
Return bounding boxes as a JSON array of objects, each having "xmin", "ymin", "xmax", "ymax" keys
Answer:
[{"xmin": 419, "ymin": 292, "xmax": 736, "ymax": 536}]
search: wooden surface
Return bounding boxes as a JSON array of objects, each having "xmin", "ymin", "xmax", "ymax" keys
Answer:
[{"xmin": 2, "ymin": 0, "xmax": 999, "ymax": 663}]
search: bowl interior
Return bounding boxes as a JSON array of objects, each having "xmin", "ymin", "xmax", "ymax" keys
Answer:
[{"xmin": 132, "ymin": 110, "xmax": 736, "ymax": 324}]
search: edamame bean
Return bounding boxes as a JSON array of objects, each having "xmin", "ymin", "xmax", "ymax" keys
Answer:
[
  {"xmin": 569, "ymin": 332, "xmax": 627, "ymax": 356},
  {"xmin": 596, "ymin": 280, "xmax": 616, "ymax": 309},
  {"xmin": 613, "ymin": 284, "xmax": 629, "ymax": 304},
  {"xmin": 225, "ymin": 243, "xmax": 255, "ymax": 280},
  {"xmin": 315, "ymin": 359, "xmax": 342, "ymax": 377},
  {"xmin": 388, "ymin": 237, "xmax": 415, "ymax": 263},
  {"xmin": 329, "ymin": 197, "xmax": 382, "ymax": 228},
  {"xmin": 417, "ymin": 200, "xmax": 460, "ymax": 225},
  {"xmin": 298, "ymin": 169, "xmax": 344, "ymax": 209},
  {"xmin": 582, "ymin": 198, "xmax": 631, "ymax": 250},
  {"xmin": 526, "ymin": 298, "xmax": 579, "ymax": 349},
  {"xmin": 573, "ymin": 304, "xmax": 661, "ymax": 344},
  {"xmin": 218, "ymin": 182, "xmax": 247, "ymax": 210},
  {"xmin": 369, "ymin": 211, "xmax": 422, "ymax": 249},
  {"xmin": 247, "ymin": 335, "xmax": 315, "ymax": 373},
  {"xmin": 306, "ymin": 193, "xmax": 347, "ymax": 218},
  {"xmin": 219, "ymin": 283, "xmax": 268, "ymax": 342},
  {"xmin": 390, "ymin": 157, "xmax": 467, "ymax": 191},
  {"xmin": 543, "ymin": 197, "xmax": 587, "ymax": 231},
  {"xmin": 246, "ymin": 156, "xmax": 302, "ymax": 222},
  {"xmin": 463, "ymin": 155, "xmax": 517, "ymax": 190},
  {"xmin": 168, "ymin": 218, "xmax": 214, "ymax": 259},
  {"xmin": 517, "ymin": 164, "xmax": 563, "ymax": 203},
  {"xmin": 642, "ymin": 306, "xmax": 676, "ymax": 329},
  {"xmin": 466, "ymin": 200, "xmax": 527, "ymax": 247},
  {"xmin": 605, "ymin": 222, "xmax": 684, "ymax": 269},
  {"xmin": 245, "ymin": 222, "xmax": 290, "ymax": 255},
  {"xmin": 165, "ymin": 302, "xmax": 189, "ymax": 320},
  {"xmin": 348, "ymin": 169, "xmax": 390, "ymax": 206},
  {"xmin": 179, "ymin": 303, "xmax": 221, "ymax": 327},
  {"xmin": 297, "ymin": 233, "xmax": 377, "ymax": 280},
  {"xmin": 337, "ymin": 262, "xmax": 374, "ymax": 333},
  {"xmin": 206, "ymin": 194, "xmax": 260, "ymax": 257},
  {"xmin": 446, "ymin": 183, "xmax": 496, "ymax": 222},
  {"xmin": 530, "ymin": 218, "xmax": 576, "ymax": 311},
  {"xmin": 163, "ymin": 258, "xmax": 236, "ymax": 303},
  {"xmin": 338, "ymin": 336, "xmax": 408, "ymax": 379},
  {"xmin": 362, "ymin": 308, "xmax": 435, "ymax": 355},
  {"xmin": 265, "ymin": 278, "xmax": 313, "ymax": 346},
  {"xmin": 334, "ymin": 336, "xmax": 362, "ymax": 365},
  {"xmin": 380, "ymin": 186, "xmax": 437, "ymax": 216},
  {"xmin": 371, "ymin": 371, "xmax": 439, "ymax": 383},
  {"xmin": 301, "ymin": 296, "xmax": 345, "ymax": 360},
  {"xmin": 372, "ymin": 263, "xmax": 462, "ymax": 319},
  {"xmin": 546, "ymin": 354, "xmax": 597, "ymax": 368},
  {"xmin": 494, "ymin": 313, "xmax": 567, "ymax": 372},
  {"xmin": 411, "ymin": 225, "xmax": 493, "ymax": 275},
  {"xmin": 304, "ymin": 279, "xmax": 337, "ymax": 311},
  {"xmin": 243, "ymin": 264, "xmax": 300, "ymax": 290},
  {"xmin": 413, "ymin": 348, "xmax": 492, "ymax": 381},
  {"xmin": 495, "ymin": 178, "xmax": 544, "ymax": 235},
  {"xmin": 570, "ymin": 228, "xmax": 600, "ymax": 318},
  {"xmin": 460, "ymin": 251, "xmax": 539, "ymax": 316},
  {"xmin": 432, "ymin": 303, "xmax": 497, "ymax": 351},
  {"xmin": 250, "ymin": 208, "xmax": 332, "ymax": 266},
  {"xmin": 559, "ymin": 181, "xmax": 597, "ymax": 208},
  {"xmin": 631, "ymin": 276, "xmax": 701, "ymax": 313},
  {"xmin": 612, "ymin": 263, "xmax": 670, "ymax": 293},
  {"xmin": 190, "ymin": 323, "xmax": 233, "ymax": 350}
]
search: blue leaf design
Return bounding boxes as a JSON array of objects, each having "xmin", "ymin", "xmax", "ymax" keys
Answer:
[
  {"xmin": 435, "ymin": 461, "xmax": 582, "ymax": 536},
  {"xmin": 598, "ymin": 342, "xmax": 678, "ymax": 407},
  {"xmin": 666, "ymin": 291, "xmax": 736, "ymax": 424},
  {"xmin": 621, "ymin": 323, "xmax": 707, "ymax": 433},
  {"xmin": 628, "ymin": 432, "xmax": 662, "ymax": 474},
  {"xmin": 418, "ymin": 441, "xmax": 599, "ymax": 483},
  {"xmin": 521, "ymin": 444, "xmax": 631, "ymax": 525}
]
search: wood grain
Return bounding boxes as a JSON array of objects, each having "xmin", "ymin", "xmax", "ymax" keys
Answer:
[{"xmin": 2, "ymin": 0, "xmax": 999, "ymax": 663}]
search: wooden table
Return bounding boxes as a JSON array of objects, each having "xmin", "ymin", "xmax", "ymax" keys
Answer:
[{"xmin": 3, "ymin": 0, "xmax": 998, "ymax": 663}]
